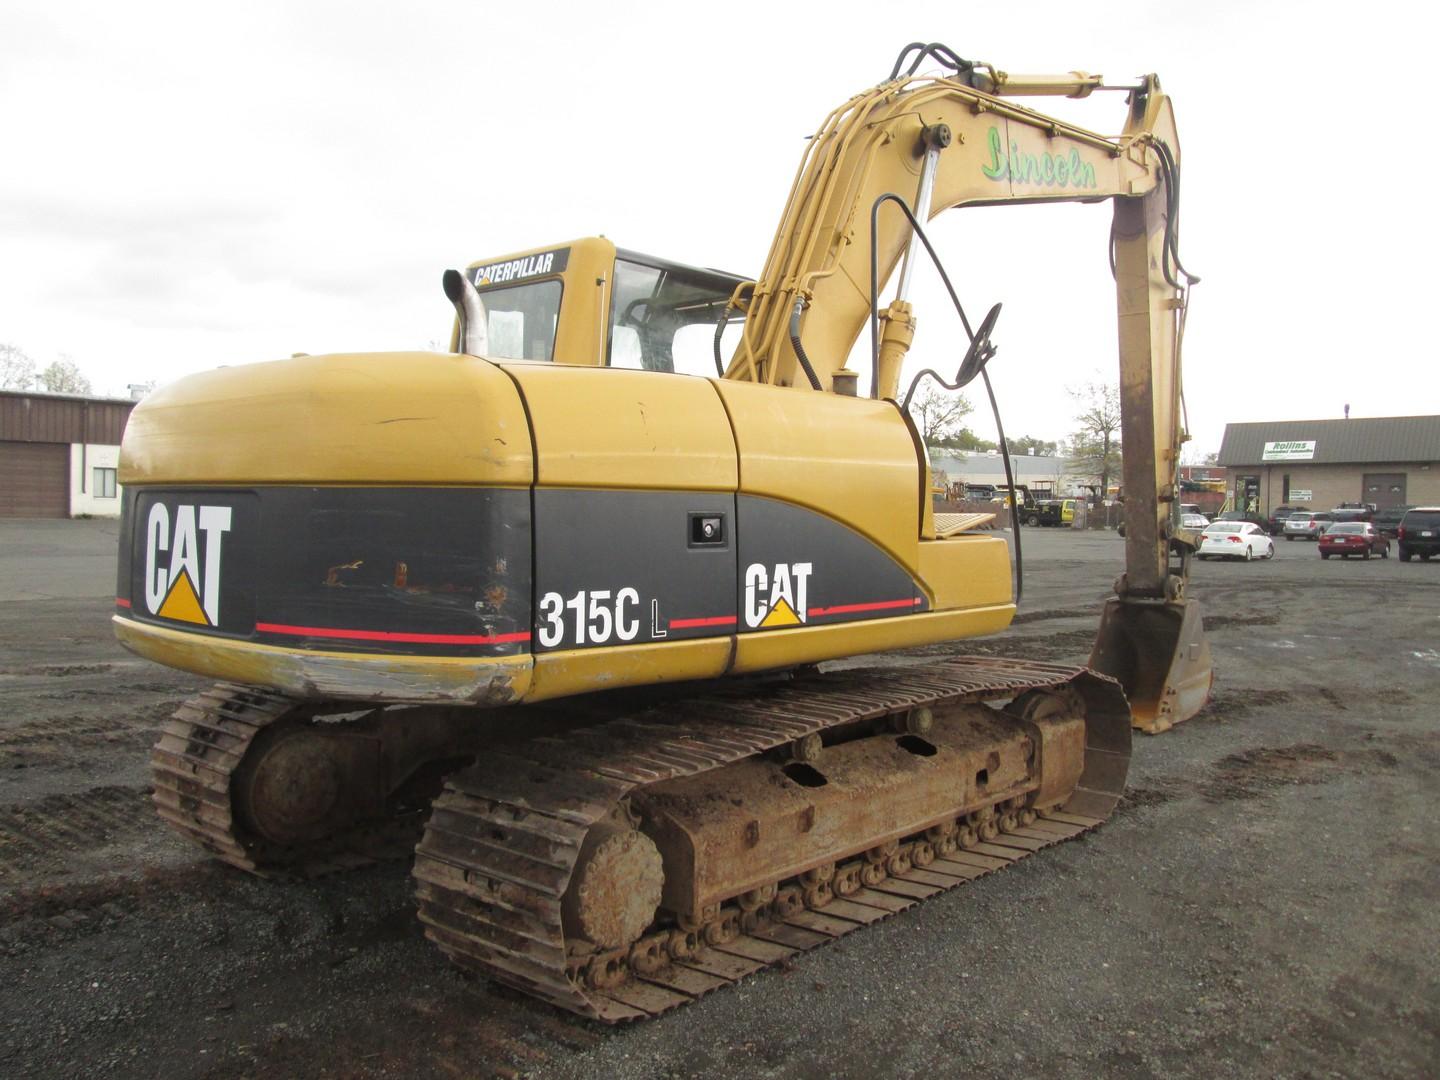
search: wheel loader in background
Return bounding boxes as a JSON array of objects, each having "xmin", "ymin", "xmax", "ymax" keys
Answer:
[{"xmin": 115, "ymin": 43, "xmax": 1212, "ymax": 1020}]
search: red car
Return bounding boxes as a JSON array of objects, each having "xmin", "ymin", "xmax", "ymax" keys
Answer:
[{"xmin": 1318, "ymin": 522, "xmax": 1390, "ymax": 560}]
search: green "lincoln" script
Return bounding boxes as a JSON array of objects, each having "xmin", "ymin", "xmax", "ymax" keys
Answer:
[{"xmin": 981, "ymin": 126, "xmax": 1097, "ymax": 189}]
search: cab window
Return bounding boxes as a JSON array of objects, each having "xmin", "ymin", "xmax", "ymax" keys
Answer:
[
  {"xmin": 473, "ymin": 280, "xmax": 562, "ymax": 361},
  {"xmin": 609, "ymin": 258, "xmax": 743, "ymax": 377}
]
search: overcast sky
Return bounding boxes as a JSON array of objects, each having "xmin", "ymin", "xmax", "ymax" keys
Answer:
[{"xmin": 2, "ymin": 0, "xmax": 1433, "ymax": 454}]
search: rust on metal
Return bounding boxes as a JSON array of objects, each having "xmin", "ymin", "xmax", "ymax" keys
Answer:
[
  {"xmin": 151, "ymin": 684, "xmax": 493, "ymax": 875},
  {"xmin": 1091, "ymin": 596, "xmax": 1213, "ymax": 734},
  {"xmin": 412, "ymin": 656, "xmax": 1131, "ymax": 1021}
]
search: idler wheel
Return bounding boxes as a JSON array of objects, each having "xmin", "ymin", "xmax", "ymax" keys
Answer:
[
  {"xmin": 235, "ymin": 727, "xmax": 350, "ymax": 845},
  {"xmin": 562, "ymin": 826, "xmax": 664, "ymax": 951}
]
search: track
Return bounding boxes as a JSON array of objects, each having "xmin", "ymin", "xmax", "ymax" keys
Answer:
[
  {"xmin": 412, "ymin": 656, "xmax": 1130, "ymax": 1020},
  {"xmin": 149, "ymin": 685, "xmax": 420, "ymax": 876}
]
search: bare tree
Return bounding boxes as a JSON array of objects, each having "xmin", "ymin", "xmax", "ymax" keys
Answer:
[
  {"xmin": 1065, "ymin": 382, "xmax": 1122, "ymax": 497},
  {"xmin": 1, "ymin": 343, "xmax": 36, "ymax": 390},
  {"xmin": 907, "ymin": 385, "xmax": 974, "ymax": 447},
  {"xmin": 36, "ymin": 356, "xmax": 93, "ymax": 395}
]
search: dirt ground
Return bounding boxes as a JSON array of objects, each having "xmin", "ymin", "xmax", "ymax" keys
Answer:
[{"xmin": 2, "ymin": 518, "xmax": 1436, "ymax": 1079}]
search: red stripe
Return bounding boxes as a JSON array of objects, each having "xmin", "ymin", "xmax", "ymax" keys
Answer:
[
  {"xmin": 254, "ymin": 622, "xmax": 530, "ymax": 646},
  {"xmin": 807, "ymin": 597, "xmax": 922, "ymax": 618},
  {"xmin": 115, "ymin": 597, "xmax": 132, "ymax": 609},
  {"xmin": 668, "ymin": 614, "xmax": 738, "ymax": 629}
]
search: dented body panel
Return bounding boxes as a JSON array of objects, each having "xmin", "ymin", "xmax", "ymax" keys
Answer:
[{"xmin": 114, "ymin": 352, "xmax": 1016, "ymax": 702}]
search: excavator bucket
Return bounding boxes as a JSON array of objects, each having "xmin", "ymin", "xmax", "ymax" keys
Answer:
[{"xmin": 1089, "ymin": 597, "xmax": 1213, "ymax": 734}]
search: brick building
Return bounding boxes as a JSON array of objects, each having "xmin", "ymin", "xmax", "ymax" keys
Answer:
[
  {"xmin": 0, "ymin": 390, "xmax": 137, "ymax": 518},
  {"xmin": 1216, "ymin": 415, "xmax": 1440, "ymax": 515}
]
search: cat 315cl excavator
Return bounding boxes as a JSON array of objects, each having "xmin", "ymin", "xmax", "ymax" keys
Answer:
[{"xmin": 115, "ymin": 44, "xmax": 1212, "ymax": 1020}]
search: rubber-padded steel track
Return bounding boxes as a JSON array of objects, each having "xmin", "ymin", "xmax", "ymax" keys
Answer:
[
  {"xmin": 412, "ymin": 656, "xmax": 1130, "ymax": 1020},
  {"xmin": 151, "ymin": 683, "xmax": 418, "ymax": 876}
]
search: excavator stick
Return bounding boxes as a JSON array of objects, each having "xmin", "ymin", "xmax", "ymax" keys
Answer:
[
  {"xmin": 1086, "ymin": 88, "xmax": 1213, "ymax": 734},
  {"xmin": 1090, "ymin": 597, "xmax": 1212, "ymax": 734}
]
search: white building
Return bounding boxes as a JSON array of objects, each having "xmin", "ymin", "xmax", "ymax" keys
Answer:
[
  {"xmin": 929, "ymin": 451, "xmax": 1084, "ymax": 494},
  {"xmin": 0, "ymin": 390, "xmax": 136, "ymax": 518}
]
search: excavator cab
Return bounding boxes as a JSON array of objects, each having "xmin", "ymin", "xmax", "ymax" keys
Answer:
[{"xmin": 447, "ymin": 237, "xmax": 748, "ymax": 376}]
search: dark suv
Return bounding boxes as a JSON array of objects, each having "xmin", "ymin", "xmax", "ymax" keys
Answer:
[
  {"xmin": 1329, "ymin": 507, "xmax": 1374, "ymax": 525},
  {"xmin": 1398, "ymin": 507, "xmax": 1440, "ymax": 562},
  {"xmin": 1215, "ymin": 510, "xmax": 1269, "ymax": 531},
  {"xmin": 1373, "ymin": 504, "xmax": 1415, "ymax": 538}
]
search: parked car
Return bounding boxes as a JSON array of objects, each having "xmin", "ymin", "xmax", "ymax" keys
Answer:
[
  {"xmin": 1398, "ymin": 507, "xmax": 1440, "ymax": 562},
  {"xmin": 1283, "ymin": 511, "xmax": 1334, "ymax": 540},
  {"xmin": 1328, "ymin": 507, "xmax": 1374, "ymax": 526},
  {"xmin": 1318, "ymin": 522, "xmax": 1389, "ymax": 560},
  {"xmin": 1372, "ymin": 504, "xmax": 1415, "ymax": 538},
  {"xmin": 1266, "ymin": 505, "xmax": 1305, "ymax": 534},
  {"xmin": 1214, "ymin": 510, "xmax": 1269, "ymax": 531},
  {"xmin": 1118, "ymin": 509, "xmax": 1203, "ymax": 537},
  {"xmin": 1196, "ymin": 520, "xmax": 1274, "ymax": 561}
]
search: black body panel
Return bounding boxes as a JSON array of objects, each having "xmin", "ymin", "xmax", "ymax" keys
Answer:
[
  {"xmin": 533, "ymin": 489, "xmax": 736, "ymax": 650},
  {"xmin": 736, "ymin": 495, "xmax": 927, "ymax": 629},
  {"xmin": 126, "ymin": 488, "xmax": 532, "ymax": 657},
  {"xmin": 119, "ymin": 486, "xmax": 927, "ymax": 659}
]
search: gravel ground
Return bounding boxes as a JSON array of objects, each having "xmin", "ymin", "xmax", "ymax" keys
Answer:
[{"xmin": 1, "ymin": 519, "xmax": 1436, "ymax": 1079}]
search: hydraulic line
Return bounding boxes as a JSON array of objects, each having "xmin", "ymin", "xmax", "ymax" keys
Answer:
[
  {"xmin": 788, "ymin": 299, "xmax": 825, "ymax": 391},
  {"xmin": 867, "ymin": 192, "xmax": 1023, "ymax": 605}
]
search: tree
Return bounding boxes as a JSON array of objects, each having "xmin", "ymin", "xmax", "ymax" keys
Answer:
[
  {"xmin": 1065, "ymin": 382, "xmax": 1122, "ymax": 497},
  {"xmin": 1, "ymin": 343, "xmax": 36, "ymax": 390},
  {"xmin": 949, "ymin": 427, "xmax": 994, "ymax": 452},
  {"xmin": 1009, "ymin": 435, "xmax": 1060, "ymax": 458},
  {"xmin": 36, "ymin": 356, "xmax": 92, "ymax": 395},
  {"xmin": 907, "ymin": 385, "xmax": 974, "ymax": 447}
]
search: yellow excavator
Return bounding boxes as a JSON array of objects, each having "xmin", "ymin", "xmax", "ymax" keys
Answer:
[{"xmin": 115, "ymin": 44, "xmax": 1212, "ymax": 1020}]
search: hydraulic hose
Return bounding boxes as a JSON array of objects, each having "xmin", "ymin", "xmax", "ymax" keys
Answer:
[
  {"xmin": 983, "ymin": 368, "xmax": 1022, "ymax": 608},
  {"xmin": 712, "ymin": 299, "xmax": 736, "ymax": 377},
  {"xmin": 1153, "ymin": 139, "xmax": 1199, "ymax": 288},
  {"xmin": 866, "ymin": 192, "xmax": 1022, "ymax": 606},
  {"xmin": 788, "ymin": 298, "xmax": 825, "ymax": 391}
]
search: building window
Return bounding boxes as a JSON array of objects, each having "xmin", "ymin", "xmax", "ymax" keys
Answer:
[
  {"xmin": 93, "ymin": 467, "xmax": 117, "ymax": 499},
  {"xmin": 1282, "ymin": 473, "xmax": 1290, "ymax": 502}
]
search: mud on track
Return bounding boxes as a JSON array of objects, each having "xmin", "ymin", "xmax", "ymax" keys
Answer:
[{"xmin": 2, "ymin": 520, "xmax": 1438, "ymax": 1078}]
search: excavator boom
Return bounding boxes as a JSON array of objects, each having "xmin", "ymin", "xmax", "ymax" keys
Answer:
[{"xmin": 722, "ymin": 55, "xmax": 1211, "ymax": 730}]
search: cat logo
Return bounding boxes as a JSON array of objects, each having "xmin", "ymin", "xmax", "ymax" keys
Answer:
[
  {"xmin": 143, "ymin": 504, "xmax": 232, "ymax": 627},
  {"xmin": 743, "ymin": 562, "xmax": 812, "ymax": 629}
]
